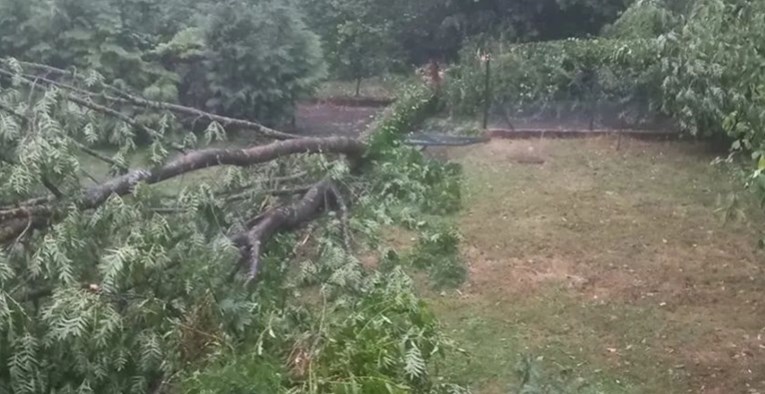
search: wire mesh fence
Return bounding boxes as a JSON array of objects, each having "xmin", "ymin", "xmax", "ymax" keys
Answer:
[{"xmin": 487, "ymin": 98, "xmax": 674, "ymax": 132}]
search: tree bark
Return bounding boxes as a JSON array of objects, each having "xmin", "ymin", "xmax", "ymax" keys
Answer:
[{"xmin": 82, "ymin": 137, "xmax": 364, "ymax": 209}]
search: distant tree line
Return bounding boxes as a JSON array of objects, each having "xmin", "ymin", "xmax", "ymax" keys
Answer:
[
  {"xmin": 300, "ymin": 0, "xmax": 634, "ymax": 84},
  {"xmin": 0, "ymin": 0, "xmax": 325, "ymax": 124}
]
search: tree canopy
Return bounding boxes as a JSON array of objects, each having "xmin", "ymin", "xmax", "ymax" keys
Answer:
[{"xmin": 302, "ymin": 0, "xmax": 635, "ymax": 73}]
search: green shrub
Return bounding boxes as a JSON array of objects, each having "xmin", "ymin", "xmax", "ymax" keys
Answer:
[
  {"xmin": 200, "ymin": 0, "xmax": 325, "ymax": 123},
  {"xmin": 0, "ymin": 0, "xmax": 326, "ymax": 124},
  {"xmin": 661, "ymin": 0, "xmax": 765, "ymax": 144},
  {"xmin": 409, "ymin": 227, "xmax": 467, "ymax": 289}
]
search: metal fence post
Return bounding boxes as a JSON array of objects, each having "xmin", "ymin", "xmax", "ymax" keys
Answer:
[{"xmin": 482, "ymin": 55, "xmax": 491, "ymax": 130}]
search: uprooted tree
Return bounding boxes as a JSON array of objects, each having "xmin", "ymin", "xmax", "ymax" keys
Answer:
[{"xmin": 0, "ymin": 59, "xmax": 466, "ymax": 393}]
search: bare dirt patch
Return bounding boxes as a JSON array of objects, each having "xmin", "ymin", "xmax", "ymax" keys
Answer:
[
  {"xmin": 480, "ymin": 139, "xmax": 549, "ymax": 165},
  {"xmin": 462, "ymin": 246, "xmax": 589, "ymax": 298}
]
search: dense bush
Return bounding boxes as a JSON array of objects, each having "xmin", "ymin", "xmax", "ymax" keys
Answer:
[
  {"xmin": 443, "ymin": 0, "xmax": 765, "ymax": 181},
  {"xmin": 443, "ymin": 37, "xmax": 664, "ymax": 125},
  {"xmin": 660, "ymin": 0, "xmax": 765, "ymax": 142},
  {"xmin": 200, "ymin": 0, "xmax": 325, "ymax": 122}
]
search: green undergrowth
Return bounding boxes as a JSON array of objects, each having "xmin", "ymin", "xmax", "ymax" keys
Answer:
[
  {"xmin": 409, "ymin": 227, "xmax": 466, "ymax": 290},
  {"xmin": 379, "ymin": 226, "xmax": 467, "ymax": 290}
]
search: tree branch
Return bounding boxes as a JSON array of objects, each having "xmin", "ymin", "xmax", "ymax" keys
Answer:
[
  {"xmin": 16, "ymin": 59, "xmax": 139, "ymax": 99},
  {"xmin": 74, "ymin": 142, "xmax": 129, "ymax": 173},
  {"xmin": 40, "ymin": 175, "xmax": 63, "ymax": 199},
  {"xmin": 82, "ymin": 137, "xmax": 364, "ymax": 209},
  {"xmin": 0, "ymin": 98, "xmax": 129, "ymax": 172},
  {"xmin": 17, "ymin": 179, "xmax": 345, "ymax": 298},
  {"xmin": 103, "ymin": 94, "xmax": 299, "ymax": 140},
  {"xmin": 224, "ymin": 185, "xmax": 313, "ymax": 203},
  {"xmin": 0, "ymin": 68, "xmax": 162, "ymax": 138},
  {"xmin": 0, "ymin": 137, "xmax": 365, "ymax": 242}
]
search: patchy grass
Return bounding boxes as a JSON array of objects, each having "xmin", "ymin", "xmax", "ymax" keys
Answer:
[{"xmin": 417, "ymin": 137, "xmax": 765, "ymax": 393}]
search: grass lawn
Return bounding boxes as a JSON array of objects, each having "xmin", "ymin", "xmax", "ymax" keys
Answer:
[{"xmin": 409, "ymin": 137, "xmax": 765, "ymax": 393}]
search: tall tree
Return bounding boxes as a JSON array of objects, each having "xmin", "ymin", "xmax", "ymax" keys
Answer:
[
  {"xmin": 201, "ymin": 0, "xmax": 325, "ymax": 121},
  {"xmin": 304, "ymin": 0, "xmax": 400, "ymax": 95}
]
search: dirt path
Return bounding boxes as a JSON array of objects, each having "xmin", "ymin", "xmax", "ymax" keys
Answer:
[
  {"xmin": 420, "ymin": 137, "xmax": 765, "ymax": 393},
  {"xmin": 293, "ymin": 102, "xmax": 384, "ymax": 137}
]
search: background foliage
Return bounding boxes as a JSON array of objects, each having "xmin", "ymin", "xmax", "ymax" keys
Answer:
[
  {"xmin": 0, "ymin": 0, "xmax": 325, "ymax": 124},
  {"xmin": 443, "ymin": 37, "xmax": 663, "ymax": 126},
  {"xmin": 300, "ymin": 0, "xmax": 636, "ymax": 79},
  {"xmin": 442, "ymin": 0, "xmax": 765, "ymax": 165}
]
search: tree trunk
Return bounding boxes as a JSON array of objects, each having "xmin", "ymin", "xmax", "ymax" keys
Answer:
[
  {"xmin": 355, "ymin": 77, "xmax": 362, "ymax": 97},
  {"xmin": 0, "ymin": 137, "xmax": 366, "ymax": 243}
]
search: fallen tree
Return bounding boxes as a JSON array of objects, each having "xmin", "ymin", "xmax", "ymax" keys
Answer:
[{"xmin": 0, "ymin": 59, "xmax": 464, "ymax": 393}]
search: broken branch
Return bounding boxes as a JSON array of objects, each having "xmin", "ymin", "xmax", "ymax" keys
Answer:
[{"xmin": 235, "ymin": 179, "xmax": 338, "ymax": 280}]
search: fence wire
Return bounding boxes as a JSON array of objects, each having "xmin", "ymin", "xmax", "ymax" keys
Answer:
[{"xmin": 487, "ymin": 98, "xmax": 673, "ymax": 131}]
